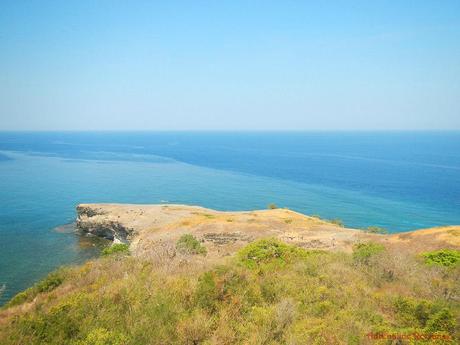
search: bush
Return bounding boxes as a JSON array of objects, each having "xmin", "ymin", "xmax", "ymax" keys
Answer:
[
  {"xmin": 6, "ymin": 270, "xmax": 67, "ymax": 308},
  {"xmin": 268, "ymin": 203, "xmax": 278, "ymax": 210},
  {"xmin": 426, "ymin": 308, "xmax": 456, "ymax": 333},
  {"xmin": 238, "ymin": 238, "xmax": 309, "ymax": 269},
  {"xmin": 101, "ymin": 243, "xmax": 130, "ymax": 256},
  {"xmin": 77, "ymin": 328, "xmax": 128, "ymax": 345},
  {"xmin": 176, "ymin": 234, "xmax": 207, "ymax": 255},
  {"xmin": 5, "ymin": 291, "xmax": 29, "ymax": 307},
  {"xmin": 36, "ymin": 271, "xmax": 65, "ymax": 293},
  {"xmin": 365, "ymin": 226, "xmax": 388, "ymax": 234},
  {"xmin": 422, "ymin": 249, "xmax": 460, "ymax": 267},
  {"xmin": 177, "ymin": 310, "xmax": 213, "ymax": 344},
  {"xmin": 352, "ymin": 242, "xmax": 385, "ymax": 265},
  {"xmin": 329, "ymin": 219, "xmax": 344, "ymax": 227},
  {"xmin": 194, "ymin": 272, "xmax": 219, "ymax": 311},
  {"xmin": 393, "ymin": 297, "xmax": 444, "ymax": 328}
]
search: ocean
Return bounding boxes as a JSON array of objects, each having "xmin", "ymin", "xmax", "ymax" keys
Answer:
[{"xmin": 0, "ymin": 131, "xmax": 459, "ymax": 304}]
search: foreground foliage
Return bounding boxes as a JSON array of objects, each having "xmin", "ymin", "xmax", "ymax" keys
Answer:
[
  {"xmin": 176, "ymin": 234, "xmax": 207, "ymax": 255},
  {"xmin": 422, "ymin": 249, "xmax": 460, "ymax": 267},
  {"xmin": 4, "ymin": 269, "xmax": 67, "ymax": 308},
  {"xmin": 101, "ymin": 243, "xmax": 130, "ymax": 256},
  {"xmin": 1, "ymin": 239, "xmax": 459, "ymax": 344}
]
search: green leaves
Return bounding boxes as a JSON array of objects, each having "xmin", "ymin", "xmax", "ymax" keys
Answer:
[
  {"xmin": 176, "ymin": 234, "xmax": 207, "ymax": 255},
  {"xmin": 237, "ymin": 238, "xmax": 311, "ymax": 270},
  {"xmin": 5, "ymin": 269, "xmax": 67, "ymax": 308},
  {"xmin": 101, "ymin": 243, "xmax": 129, "ymax": 256},
  {"xmin": 422, "ymin": 249, "xmax": 460, "ymax": 267},
  {"xmin": 352, "ymin": 242, "xmax": 385, "ymax": 265}
]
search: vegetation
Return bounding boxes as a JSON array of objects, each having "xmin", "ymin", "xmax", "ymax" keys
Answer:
[
  {"xmin": 365, "ymin": 226, "xmax": 389, "ymax": 234},
  {"xmin": 101, "ymin": 243, "xmax": 130, "ymax": 256},
  {"xmin": 422, "ymin": 249, "xmax": 460, "ymax": 267},
  {"xmin": 237, "ymin": 238, "xmax": 312, "ymax": 270},
  {"xmin": 329, "ymin": 218, "xmax": 344, "ymax": 227},
  {"xmin": 352, "ymin": 242, "xmax": 385, "ymax": 265},
  {"xmin": 5, "ymin": 269, "xmax": 67, "ymax": 308},
  {"xmin": 309, "ymin": 214, "xmax": 345, "ymax": 227},
  {"xmin": 176, "ymin": 234, "xmax": 207, "ymax": 255},
  {"xmin": 1, "ymin": 239, "xmax": 459, "ymax": 344},
  {"xmin": 267, "ymin": 203, "xmax": 278, "ymax": 209},
  {"xmin": 393, "ymin": 296, "xmax": 456, "ymax": 333}
]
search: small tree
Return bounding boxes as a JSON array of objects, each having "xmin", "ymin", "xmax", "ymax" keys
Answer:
[
  {"xmin": 176, "ymin": 234, "xmax": 207, "ymax": 255},
  {"xmin": 352, "ymin": 242, "xmax": 385, "ymax": 265}
]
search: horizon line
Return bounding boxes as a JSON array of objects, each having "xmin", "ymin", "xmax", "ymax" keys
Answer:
[{"xmin": 1, "ymin": 129, "xmax": 460, "ymax": 133}]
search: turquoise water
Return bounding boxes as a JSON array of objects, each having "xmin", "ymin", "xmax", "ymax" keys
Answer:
[{"xmin": 0, "ymin": 131, "xmax": 459, "ymax": 304}]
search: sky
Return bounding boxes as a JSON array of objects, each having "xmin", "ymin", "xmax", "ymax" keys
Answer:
[{"xmin": 0, "ymin": 1, "xmax": 459, "ymax": 131}]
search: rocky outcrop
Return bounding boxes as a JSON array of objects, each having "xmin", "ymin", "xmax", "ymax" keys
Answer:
[
  {"xmin": 203, "ymin": 232, "xmax": 252, "ymax": 245},
  {"xmin": 76, "ymin": 205, "xmax": 133, "ymax": 242}
]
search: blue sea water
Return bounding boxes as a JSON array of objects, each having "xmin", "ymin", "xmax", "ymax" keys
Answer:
[{"xmin": 0, "ymin": 131, "xmax": 459, "ymax": 304}]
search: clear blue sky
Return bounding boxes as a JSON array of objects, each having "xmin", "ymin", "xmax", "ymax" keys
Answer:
[{"xmin": 1, "ymin": 1, "xmax": 459, "ymax": 130}]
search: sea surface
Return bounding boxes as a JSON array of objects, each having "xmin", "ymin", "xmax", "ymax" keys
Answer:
[{"xmin": 1, "ymin": 131, "xmax": 460, "ymax": 304}]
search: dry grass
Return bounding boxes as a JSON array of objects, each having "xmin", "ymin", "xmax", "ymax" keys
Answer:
[{"xmin": 0, "ymin": 238, "xmax": 458, "ymax": 345}]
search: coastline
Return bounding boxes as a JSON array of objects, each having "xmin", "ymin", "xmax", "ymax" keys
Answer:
[{"xmin": 2, "ymin": 202, "xmax": 459, "ymax": 343}]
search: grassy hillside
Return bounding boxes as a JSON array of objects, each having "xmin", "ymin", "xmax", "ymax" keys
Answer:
[{"xmin": 1, "ymin": 238, "xmax": 459, "ymax": 344}]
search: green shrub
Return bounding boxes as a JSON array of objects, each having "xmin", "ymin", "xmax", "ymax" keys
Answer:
[
  {"xmin": 5, "ymin": 291, "xmax": 29, "ymax": 307},
  {"xmin": 194, "ymin": 272, "xmax": 219, "ymax": 311},
  {"xmin": 329, "ymin": 219, "xmax": 344, "ymax": 227},
  {"xmin": 176, "ymin": 234, "xmax": 207, "ymax": 255},
  {"xmin": 6, "ymin": 270, "xmax": 67, "ymax": 308},
  {"xmin": 352, "ymin": 242, "xmax": 385, "ymax": 265},
  {"xmin": 393, "ymin": 297, "xmax": 443, "ymax": 328},
  {"xmin": 268, "ymin": 203, "xmax": 278, "ymax": 210},
  {"xmin": 101, "ymin": 243, "xmax": 130, "ymax": 256},
  {"xmin": 365, "ymin": 226, "xmax": 388, "ymax": 234},
  {"xmin": 36, "ymin": 271, "xmax": 64, "ymax": 293},
  {"xmin": 426, "ymin": 308, "xmax": 456, "ymax": 333},
  {"xmin": 237, "ymin": 238, "xmax": 309, "ymax": 269},
  {"xmin": 422, "ymin": 249, "xmax": 460, "ymax": 267},
  {"xmin": 391, "ymin": 296, "xmax": 458, "ymax": 336},
  {"xmin": 77, "ymin": 327, "xmax": 128, "ymax": 345}
]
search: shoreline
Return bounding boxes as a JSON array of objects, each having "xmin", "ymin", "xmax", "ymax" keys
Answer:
[{"xmin": 2, "ymin": 203, "xmax": 459, "ymax": 343}]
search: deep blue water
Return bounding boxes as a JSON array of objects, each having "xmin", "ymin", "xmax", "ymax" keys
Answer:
[{"xmin": 1, "ymin": 131, "xmax": 459, "ymax": 304}]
